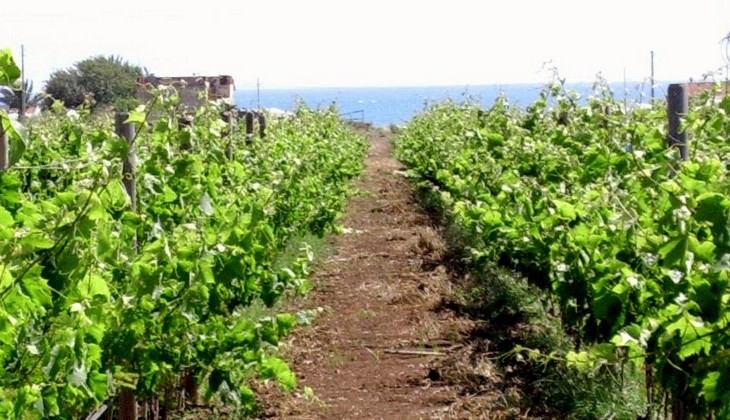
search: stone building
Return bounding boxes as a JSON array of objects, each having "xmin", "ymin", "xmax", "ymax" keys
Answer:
[{"xmin": 136, "ymin": 75, "xmax": 235, "ymax": 107}]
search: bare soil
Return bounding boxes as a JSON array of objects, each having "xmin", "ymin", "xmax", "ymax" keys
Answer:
[{"xmin": 258, "ymin": 129, "xmax": 519, "ymax": 419}]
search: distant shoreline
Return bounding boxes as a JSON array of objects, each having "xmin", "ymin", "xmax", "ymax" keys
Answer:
[
  {"xmin": 234, "ymin": 82, "xmax": 675, "ymax": 126},
  {"xmin": 236, "ymin": 80, "xmax": 675, "ymax": 92}
]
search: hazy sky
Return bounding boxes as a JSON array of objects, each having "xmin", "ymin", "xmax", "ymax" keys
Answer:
[{"xmin": 3, "ymin": 1, "xmax": 730, "ymax": 89}]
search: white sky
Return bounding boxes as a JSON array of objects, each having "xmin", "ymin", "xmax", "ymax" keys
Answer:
[{"xmin": 2, "ymin": 1, "xmax": 730, "ymax": 89}]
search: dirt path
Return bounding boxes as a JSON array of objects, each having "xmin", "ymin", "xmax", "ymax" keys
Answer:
[{"xmin": 261, "ymin": 130, "xmax": 506, "ymax": 419}]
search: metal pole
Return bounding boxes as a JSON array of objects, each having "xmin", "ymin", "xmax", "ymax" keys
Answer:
[
  {"xmin": 256, "ymin": 78, "xmax": 261, "ymax": 111},
  {"xmin": 667, "ymin": 83, "xmax": 689, "ymax": 161},
  {"xmin": 650, "ymin": 50, "xmax": 655, "ymax": 104},
  {"xmin": 623, "ymin": 67, "xmax": 627, "ymax": 110},
  {"xmin": 19, "ymin": 45, "xmax": 25, "ymax": 122}
]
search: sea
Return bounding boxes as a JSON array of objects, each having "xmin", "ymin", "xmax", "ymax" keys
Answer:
[{"xmin": 234, "ymin": 82, "xmax": 668, "ymax": 128}]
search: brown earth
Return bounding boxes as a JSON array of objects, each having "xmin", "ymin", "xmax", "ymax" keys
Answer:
[{"xmin": 258, "ymin": 129, "xmax": 520, "ymax": 419}]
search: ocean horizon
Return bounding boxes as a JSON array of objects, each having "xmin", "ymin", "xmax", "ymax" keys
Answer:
[{"xmin": 234, "ymin": 82, "xmax": 670, "ymax": 127}]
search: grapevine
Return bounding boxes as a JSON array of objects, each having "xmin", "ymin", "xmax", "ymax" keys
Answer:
[
  {"xmin": 0, "ymin": 50, "xmax": 367, "ymax": 418},
  {"xmin": 396, "ymin": 79, "xmax": 730, "ymax": 417}
]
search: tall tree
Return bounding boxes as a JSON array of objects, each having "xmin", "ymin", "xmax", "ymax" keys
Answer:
[
  {"xmin": 44, "ymin": 69, "xmax": 85, "ymax": 108},
  {"xmin": 45, "ymin": 55, "xmax": 142, "ymax": 108}
]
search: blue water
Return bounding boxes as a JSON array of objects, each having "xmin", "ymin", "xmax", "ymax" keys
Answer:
[{"xmin": 234, "ymin": 82, "xmax": 667, "ymax": 127}]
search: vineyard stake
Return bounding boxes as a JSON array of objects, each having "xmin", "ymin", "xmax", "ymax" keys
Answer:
[
  {"xmin": 222, "ymin": 110, "xmax": 234, "ymax": 160},
  {"xmin": 115, "ymin": 112, "xmax": 137, "ymax": 211},
  {"xmin": 245, "ymin": 111, "xmax": 254, "ymax": 143},
  {"xmin": 0, "ymin": 123, "xmax": 7, "ymax": 171},
  {"xmin": 115, "ymin": 112, "xmax": 140, "ymax": 419},
  {"xmin": 119, "ymin": 388, "xmax": 138, "ymax": 420},
  {"xmin": 667, "ymin": 83, "xmax": 689, "ymax": 161},
  {"xmin": 258, "ymin": 112, "xmax": 267, "ymax": 138}
]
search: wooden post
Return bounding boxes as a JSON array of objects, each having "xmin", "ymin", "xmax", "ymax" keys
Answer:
[
  {"xmin": 119, "ymin": 389, "xmax": 137, "ymax": 420},
  {"xmin": 181, "ymin": 370, "xmax": 199, "ymax": 407},
  {"xmin": 667, "ymin": 83, "xmax": 689, "ymax": 161},
  {"xmin": 222, "ymin": 111, "xmax": 234, "ymax": 160},
  {"xmin": 258, "ymin": 112, "xmax": 267, "ymax": 138},
  {"xmin": 672, "ymin": 397, "xmax": 685, "ymax": 420},
  {"xmin": 114, "ymin": 113, "xmax": 139, "ymax": 418},
  {"xmin": 244, "ymin": 111, "xmax": 254, "ymax": 143},
  {"xmin": 178, "ymin": 115, "xmax": 194, "ymax": 151},
  {"xmin": 0, "ymin": 123, "xmax": 8, "ymax": 171},
  {"xmin": 115, "ymin": 113, "xmax": 137, "ymax": 211}
]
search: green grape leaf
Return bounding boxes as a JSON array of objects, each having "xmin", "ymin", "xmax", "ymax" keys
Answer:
[
  {"xmin": 78, "ymin": 273, "xmax": 111, "ymax": 299},
  {"xmin": 41, "ymin": 386, "xmax": 60, "ymax": 417},
  {"xmin": 0, "ymin": 49, "xmax": 20, "ymax": 84},
  {"xmin": 689, "ymin": 236, "xmax": 716, "ymax": 262},
  {"xmin": 101, "ymin": 179, "xmax": 131, "ymax": 210},
  {"xmin": 592, "ymin": 291, "xmax": 621, "ymax": 321},
  {"xmin": 276, "ymin": 313, "xmax": 296, "ymax": 337},
  {"xmin": 56, "ymin": 191, "xmax": 76, "ymax": 207},
  {"xmin": 20, "ymin": 266, "xmax": 52, "ymax": 307},
  {"xmin": 260, "ymin": 356, "xmax": 296, "ymax": 390},
  {"xmin": 162, "ymin": 186, "xmax": 178, "ymax": 203},
  {"xmin": 678, "ymin": 335, "xmax": 711, "ymax": 360},
  {"xmin": 107, "ymin": 137, "xmax": 130, "ymax": 158},
  {"xmin": 691, "ymin": 274, "xmax": 727, "ymax": 322},
  {"xmin": 703, "ymin": 371, "xmax": 720, "ymax": 402},
  {"xmin": 96, "ymin": 224, "xmax": 114, "ymax": 259},
  {"xmin": 720, "ymin": 95, "xmax": 730, "ymax": 114},
  {"xmin": 16, "ymin": 202, "xmax": 45, "ymax": 228},
  {"xmin": 658, "ymin": 236, "xmax": 688, "ymax": 268},
  {"xmin": 566, "ymin": 351, "xmax": 593, "ymax": 371},
  {"xmin": 88, "ymin": 371, "xmax": 109, "ymax": 400},
  {"xmin": 695, "ymin": 192, "xmax": 728, "ymax": 225},
  {"xmin": 125, "ymin": 105, "xmax": 146, "ymax": 125},
  {"xmin": 238, "ymin": 385, "xmax": 257, "ymax": 412},
  {"xmin": 260, "ymin": 320, "xmax": 279, "ymax": 345},
  {"xmin": 481, "ymin": 210, "xmax": 502, "ymax": 227},
  {"xmin": 200, "ymin": 260, "xmax": 215, "ymax": 285},
  {"xmin": 553, "ymin": 199, "xmax": 576, "ymax": 220},
  {"xmin": 87, "ymin": 193, "xmax": 107, "ymax": 221},
  {"xmin": 20, "ymin": 231, "xmax": 55, "ymax": 250},
  {"xmin": 0, "ymin": 263, "xmax": 12, "ymax": 290},
  {"xmin": 1, "ymin": 114, "xmax": 26, "ymax": 165},
  {"xmin": 0, "ymin": 205, "xmax": 13, "ymax": 227}
]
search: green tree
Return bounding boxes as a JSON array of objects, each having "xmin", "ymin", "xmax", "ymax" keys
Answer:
[
  {"xmin": 44, "ymin": 55, "xmax": 142, "ymax": 108},
  {"xmin": 44, "ymin": 69, "xmax": 85, "ymax": 108}
]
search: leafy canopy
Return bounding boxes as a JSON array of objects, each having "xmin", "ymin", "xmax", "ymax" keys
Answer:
[{"xmin": 45, "ymin": 55, "xmax": 142, "ymax": 109}]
